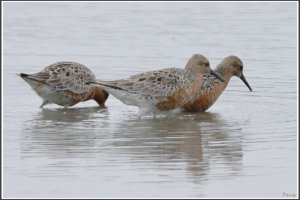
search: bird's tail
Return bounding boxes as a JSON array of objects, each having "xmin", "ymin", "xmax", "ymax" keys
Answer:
[{"xmin": 87, "ymin": 81, "xmax": 124, "ymax": 90}]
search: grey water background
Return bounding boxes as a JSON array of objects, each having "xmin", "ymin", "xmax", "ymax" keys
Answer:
[{"xmin": 2, "ymin": 2, "xmax": 298, "ymax": 198}]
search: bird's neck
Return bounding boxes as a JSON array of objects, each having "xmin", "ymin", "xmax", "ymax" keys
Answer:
[
  {"xmin": 83, "ymin": 87, "xmax": 109, "ymax": 107},
  {"xmin": 215, "ymin": 64, "xmax": 233, "ymax": 84}
]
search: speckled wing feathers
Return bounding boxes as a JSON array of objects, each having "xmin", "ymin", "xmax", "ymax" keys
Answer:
[
  {"xmin": 30, "ymin": 62, "xmax": 96, "ymax": 94},
  {"xmin": 97, "ymin": 68, "xmax": 195, "ymax": 98}
]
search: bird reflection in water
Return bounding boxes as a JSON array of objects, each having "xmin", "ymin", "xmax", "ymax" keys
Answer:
[
  {"xmin": 109, "ymin": 112, "xmax": 243, "ymax": 182},
  {"xmin": 21, "ymin": 106, "xmax": 110, "ymax": 159},
  {"xmin": 20, "ymin": 109, "xmax": 242, "ymax": 182}
]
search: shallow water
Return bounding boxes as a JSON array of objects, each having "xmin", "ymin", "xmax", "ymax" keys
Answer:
[{"xmin": 3, "ymin": 2, "xmax": 298, "ymax": 198}]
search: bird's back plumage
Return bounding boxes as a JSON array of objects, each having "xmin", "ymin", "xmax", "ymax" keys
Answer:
[{"xmin": 20, "ymin": 61, "xmax": 108, "ymax": 108}]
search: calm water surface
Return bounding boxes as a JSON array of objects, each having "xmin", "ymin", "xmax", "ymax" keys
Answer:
[{"xmin": 3, "ymin": 2, "xmax": 298, "ymax": 198}]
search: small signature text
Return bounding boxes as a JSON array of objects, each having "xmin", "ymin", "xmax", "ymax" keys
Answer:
[{"xmin": 282, "ymin": 192, "xmax": 296, "ymax": 198}]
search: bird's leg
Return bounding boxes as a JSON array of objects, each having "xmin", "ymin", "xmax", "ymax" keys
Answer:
[{"xmin": 39, "ymin": 100, "xmax": 49, "ymax": 108}]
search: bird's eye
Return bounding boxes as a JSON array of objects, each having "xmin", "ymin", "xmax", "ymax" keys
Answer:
[
  {"xmin": 205, "ymin": 63, "xmax": 209, "ymax": 67},
  {"xmin": 234, "ymin": 64, "xmax": 243, "ymax": 70}
]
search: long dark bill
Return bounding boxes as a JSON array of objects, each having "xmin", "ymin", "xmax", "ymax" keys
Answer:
[
  {"xmin": 209, "ymin": 69, "xmax": 225, "ymax": 82},
  {"xmin": 240, "ymin": 74, "xmax": 253, "ymax": 91}
]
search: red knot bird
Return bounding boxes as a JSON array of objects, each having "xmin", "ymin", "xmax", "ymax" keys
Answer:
[
  {"xmin": 182, "ymin": 55, "xmax": 252, "ymax": 112},
  {"xmin": 88, "ymin": 54, "xmax": 224, "ymax": 111},
  {"xmin": 19, "ymin": 61, "xmax": 109, "ymax": 108}
]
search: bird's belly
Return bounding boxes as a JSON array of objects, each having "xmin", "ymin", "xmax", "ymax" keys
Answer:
[
  {"xmin": 104, "ymin": 88, "xmax": 159, "ymax": 110},
  {"xmin": 28, "ymin": 82, "xmax": 79, "ymax": 106}
]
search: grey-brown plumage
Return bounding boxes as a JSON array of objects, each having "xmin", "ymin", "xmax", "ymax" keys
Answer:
[
  {"xmin": 89, "ymin": 55, "xmax": 224, "ymax": 111},
  {"xmin": 182, "ymin": 55, "xmax": 252, "ymax": 112},
  {"xmin": 19, "ymin": 61, "xmax": 109, "ymax": 108}
]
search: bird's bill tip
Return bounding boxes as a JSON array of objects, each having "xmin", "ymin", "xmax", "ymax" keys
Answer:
[{"xmin": 240, "ymin": 74, "xmax": 253, "ymax": 91}]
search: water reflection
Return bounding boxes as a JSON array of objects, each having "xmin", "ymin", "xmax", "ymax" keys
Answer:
[
  {"xmin": 109, "ymin": 112, "xmax": 243, "ymax": 180},
  {"xmin": 21, "ymin": 107, "xmax": 110, "ymax": 158},
  {"xmin": 33, "ymin": 106, "xmax": 109, "ymax": 123},
  {"xmin": 20, "ymin": 109, "xmax": 243, "ymax": 181}
]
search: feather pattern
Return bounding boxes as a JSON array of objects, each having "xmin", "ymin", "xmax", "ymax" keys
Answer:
[
  {"xmin": 29, "ymin": 62, "xmax": 96, "ymax": 94},
  {"xmin": 89, "ymin": 54, "xmax": 220, "ymax": 111},
  {"xmin": 19, "ymin": 61, "xmax": 108, "ymax": 108}
]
